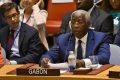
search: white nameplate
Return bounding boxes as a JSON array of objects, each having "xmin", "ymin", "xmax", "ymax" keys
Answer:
[{"xmin": 16, "ymin": 68, "xmax": 60, "ymax": 76}]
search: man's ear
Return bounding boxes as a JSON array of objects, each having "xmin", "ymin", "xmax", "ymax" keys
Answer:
[
  {"xmin": 69, "ymin": 21, "xmax": 72, "ymax": 29},
  {"xmin": 69, "ymin": 21, "xmax": 71, "ymax": 25}
]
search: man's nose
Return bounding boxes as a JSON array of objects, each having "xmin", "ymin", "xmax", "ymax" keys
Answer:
[
  {"xmin": 11, "ymin": 17, "xmax": 16, "ymax": 21},
  {"xmin": 75, "ymin": 21, "xmax": 79, "ymax": 25},
  {"xmin": 74, "ymin": 23, "xmax": 80, "ymax": 28}
]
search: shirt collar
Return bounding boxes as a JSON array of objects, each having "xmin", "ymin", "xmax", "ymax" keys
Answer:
[
  {"xmin": 75, "ymin": 33, "xmax": 88, "ymax": 44},
  {"xmin": 16, "ymin": 22, "xmax": 21, "ymax": 32},
  {"xmin": 9, "ymin": 22, "xmax": 21, "ymax": 32}
]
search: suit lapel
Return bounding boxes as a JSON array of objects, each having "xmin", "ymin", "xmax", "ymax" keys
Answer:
[
  {"xmin": 64, "ymin": 33, "xmax": 75, "ymax": 61},
  {"xmin": 67, "ymin": 34, "xmax": 75, "ymax": 52},
  {"xmin": 19, "ymin": 23, "xmax": 25, "ymax": 48},
  {"xmin": 86, "ymin": 30, "xmax": 94, "ymax": 58}
]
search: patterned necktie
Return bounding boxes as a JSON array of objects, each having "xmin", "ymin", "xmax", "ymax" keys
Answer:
[
  {"xmin": 7, "ymin": 30, "xmax": 15, "ymax": 53},
  {"xmin": 77, "ymin": 40, "xmax": 83, "ymax": 59}
]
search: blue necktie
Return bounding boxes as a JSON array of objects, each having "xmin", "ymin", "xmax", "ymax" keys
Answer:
[{"xmin": 77, "ymin": 40, "xmax": 83, "ymax": 59}]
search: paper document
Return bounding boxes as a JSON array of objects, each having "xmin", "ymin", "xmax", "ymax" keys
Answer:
[
  {"xmin": 52, "ymin": 0, "xmax": 73, "ymax": 3},
  {"xmin": 48, "ymin": 62, "xmax": 69, "ymax": 69}
]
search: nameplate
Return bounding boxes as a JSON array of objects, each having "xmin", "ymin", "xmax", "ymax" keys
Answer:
[
  {"xmin": 109, "ymin": 71, "xmax": 120, "ymax": 78},
  {"xmin": 16, "ymin": 68, "xmax": 60, "ymax": 76},
  {"xmin": 73, "ymin": 68, "xmax": 92, "ymax": 75}
]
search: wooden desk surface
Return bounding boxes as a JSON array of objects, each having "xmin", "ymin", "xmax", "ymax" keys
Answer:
[{"xmin": 0, "ymin": 64, "xmax": 119, "ymax": 80}]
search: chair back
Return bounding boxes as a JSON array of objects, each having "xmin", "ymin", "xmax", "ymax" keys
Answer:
[
  {"xmin": 109, "ymin": 44, "xmax": 120, "ymax": 65},
  {"xmin": 46, "ymin": 0, "xmax": 76, "ymax": 34},
  {"xmin": 47, "ymin": 0, "xmax": 76, "ymax": 20}
]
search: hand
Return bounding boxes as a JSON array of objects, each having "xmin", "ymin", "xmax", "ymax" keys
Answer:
[
  {"xmin": 76, "ymin": 59, "xmax": 85, "ymax": 68},
  {"xmin": 40, "ymin": 58, "xmax": 50, "ymax": 68}
]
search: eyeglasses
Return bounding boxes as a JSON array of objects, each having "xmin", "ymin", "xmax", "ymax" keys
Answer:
[{"xmin": 5, "ymin": 13, "xmax": 19, "ymax": 20}]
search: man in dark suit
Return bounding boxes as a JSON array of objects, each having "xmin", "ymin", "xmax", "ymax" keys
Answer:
[
  {"xmin": 0, "ymin": 2, "xmax": 47, "ymax": 64},
  {"xmin": 59, "ymin": 0, "xmax": 113, "ymax": 43},
  {"xmin": 40, "ymin": 10, "xmax": 110, "ymax": 68}
]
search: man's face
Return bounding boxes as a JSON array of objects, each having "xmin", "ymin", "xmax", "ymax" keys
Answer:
[
  {"xmin": 4, "ymin": 7, "xmax": 19, "ymax": 29},
  {"xmin": 76, "ymin": 0, "xmax": 93, "ymax": 11},
  {"xmin": 71, "ymin": 12, "xmax": 89, "ymax": 39}
]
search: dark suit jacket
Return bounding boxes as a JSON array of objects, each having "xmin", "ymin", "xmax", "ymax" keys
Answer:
[
  {"xmin": 114, "ymin": 26, "xmax": 120, "ymax": 46},
  {"xmin": 42, "ymin": 30, "xmax": 110, "ymax": 64},
  {"xmin": 0, "ymin": 14, "xmax": 7, "ymax": 30},
  {"xmin": 0, "ymin": 23, "xmax": 47, "ymax": 64},
  {"xmin": 59, "ymin": 6, "xmax": 113, "ymax": 43}
]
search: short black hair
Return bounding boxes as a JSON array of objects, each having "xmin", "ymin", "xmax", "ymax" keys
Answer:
[{"xmin": 0, "ymin": 2, "xmax": 19, "ymax": 17}]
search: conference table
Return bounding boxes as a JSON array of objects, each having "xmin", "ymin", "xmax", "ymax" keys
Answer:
[{"xmin": 0, "ymin": 64, "xmax": 119, "ymax": 80}]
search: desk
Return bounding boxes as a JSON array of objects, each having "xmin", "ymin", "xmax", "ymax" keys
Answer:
[{"xmin": 0, "ymin": 64, "xmax": 119, "ymax": 80}]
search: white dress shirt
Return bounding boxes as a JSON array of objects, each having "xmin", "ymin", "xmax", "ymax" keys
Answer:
[
  {"xmin": 75, "ymin": 33, "xmax": 92, "ymax": 67},
  {"xmin": 10, "ymin": 22, "xmax": 21, "ymax": 64}
]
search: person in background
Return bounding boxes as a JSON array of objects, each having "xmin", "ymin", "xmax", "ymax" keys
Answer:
[
  {"xmin": 97, "ymin": 0, "xmax": 120, "ymax": 42},
  {"xmin": 40, "ymin": 10, "xmax": 110, "ymax": 68},
  {"xmin": 0, "ymin": 2, "xmax": 47, "ymax": 64},
  {"xmin": 109, "ymin": 0, "xmax": 120, "ymax": 36},
  {"xmin": 112, "ymin": 0, "xmax": 120, "ymax": 46},
  {"xmin": 94, "ymin": 0, "xmax": 112, "ymax": 12},
  {"xmin": 59, "ymin": 0, "xmax": 113, "ymax": 43},
  {"xmin": 20, "ymin": 0, "xmax": 49, "ymax": 51},
  {"xmin": 97, "ymin": 0, "xmax": 120, "ymax": 36}
]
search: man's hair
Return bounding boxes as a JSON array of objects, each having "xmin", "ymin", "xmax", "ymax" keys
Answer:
[
  {"xmin": 71, "ymin": 10, "xmax": 91, "ymax": 24},
  {"xmin": 0, "ymin": 2, "xmax": 19, "ymax": 17}
]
